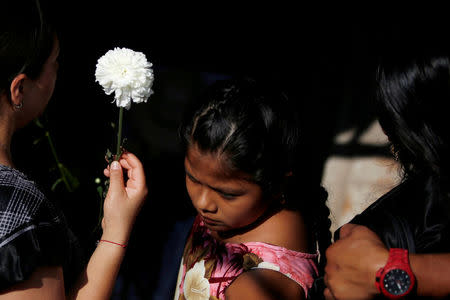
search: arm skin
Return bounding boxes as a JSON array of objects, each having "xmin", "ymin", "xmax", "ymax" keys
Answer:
[
  {"xmin": 409, "ymin": 253, "xmax": 450, "ymax": 298},
  {"xmin": 323, "ymin": 224, "xmax": 450, "ymax": 300},
  {"xmin": 0, "ymin": 152, "xmax": 147, "ymax": 300},
  {"xmin": 225, "ymin": 269, "xmax": 305, "ymax": 300}
]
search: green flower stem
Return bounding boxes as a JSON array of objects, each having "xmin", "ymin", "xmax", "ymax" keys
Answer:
[
  {"xmin": 115, "ymin": 107, "xmax": 124, "ymax": 161},
  {"xmin": 45, "ymin": 131, "xmax": 72, "ymax": 192}
]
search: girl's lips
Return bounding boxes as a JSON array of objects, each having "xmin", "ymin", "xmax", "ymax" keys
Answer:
[{"xmin": 201, "ymin": 215, "xmax": 221, "ymax": 225}]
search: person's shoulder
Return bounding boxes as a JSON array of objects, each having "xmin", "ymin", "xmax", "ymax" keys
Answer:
[
  {"xmin": 250, "ymin": 209, "xmax": 309, "ymax": 253},
  {"xmin": 0, "ymin": 165, "xmax": 46, "ymax": 211},
  {"xmin": 349, "ymin": 176, "xmax": 423, "ymax": 226},
  {"xmin": 0, "ymin": 166, "xmax": 58, "ymax": 240},
  {"xmin": 225, "ymin": 268, "xmax": 305, "ymax": 300}
]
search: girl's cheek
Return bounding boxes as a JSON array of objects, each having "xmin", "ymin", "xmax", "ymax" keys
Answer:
[{"xmin": 186, "ymin": 181, "xmax": 198, "ymax": 205}]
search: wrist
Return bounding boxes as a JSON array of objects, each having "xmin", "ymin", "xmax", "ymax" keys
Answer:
[
  {"xmin": 98, "ymin": 239, "xmax": 127, "ymax": 248},
  {"xmin": 368, "ymin": 246, "xmax": 390, "ymax": 295},
  {"xmin": 100, "ymin": 231, "xmax": 130, "ymax": 246},
  {"xmin": 101, "ymin": 215, "xmax": 136, "ymax": 245},
  {"xmin": 375, "ymin": 248, "xmax": 416, "ymax": 298}
]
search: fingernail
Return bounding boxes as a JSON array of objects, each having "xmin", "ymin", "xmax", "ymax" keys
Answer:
[{"xmin": 111, "ymin": 161, "xmax": 120, "ymax": 170}]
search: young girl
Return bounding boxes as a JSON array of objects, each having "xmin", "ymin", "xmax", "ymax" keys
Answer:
[{"xmin": 173, "ymin": 78, "xmax": 331, "ymax": 299}]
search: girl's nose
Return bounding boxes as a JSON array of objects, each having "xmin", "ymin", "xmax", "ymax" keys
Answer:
[{"xmin": 196, "ymin": 188, "xmax": 218, "ymax": 213}]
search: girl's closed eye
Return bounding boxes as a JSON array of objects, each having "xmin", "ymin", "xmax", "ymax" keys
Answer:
[
  {"xmin": 218, "ymin": 191, "xmax": 238, "ymax": 200},
  {"xmin": 186, "ymin": 171, "xmax": 201, "ymax": 184},
  {"xmin": 215, "ymin": 188, "xmax": 245, "ymax": 200}
]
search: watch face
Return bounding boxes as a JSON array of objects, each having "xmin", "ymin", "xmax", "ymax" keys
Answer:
[{"xmin": 383, "ymin": 269, "xmax": 411, "ymax": 295}]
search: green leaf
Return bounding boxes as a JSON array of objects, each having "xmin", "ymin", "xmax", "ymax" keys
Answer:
[
  {"xmin": 105, "ymin": 149, "xmax": 113, "ymax": 164},
  {"xmin": 96, "ymin": 186, "xmax": 104, "ymax": 200},
  {"xmin": 51, "ymin": 178, "xmax": 63, "ymax": 191},
  {"xmin": 65, "ymin": 167, "xmax": 79, "ymax": 190},
  {"xmin": 58, "ymin": 163, "xmax": 80, "ymax": 192},
  {"xmin": 33, "ymin": 137, "xmax": 42, "ymax": 145},
  {"xmin": 34, "ymin": 118, "xmax": 44, "ymax": 129}
]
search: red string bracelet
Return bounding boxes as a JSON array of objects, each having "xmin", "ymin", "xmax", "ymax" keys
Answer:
[{"xmin": 98, "ymin": 239, "xmax": 127, "ymax": 248}]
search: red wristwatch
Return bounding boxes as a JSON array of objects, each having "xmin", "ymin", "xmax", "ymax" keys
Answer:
[{"xmin": 375, "ymin": 248, "xmax": 416, "ymax": 299}]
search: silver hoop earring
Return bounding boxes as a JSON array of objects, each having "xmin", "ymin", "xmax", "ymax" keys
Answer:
[{"xmin": 14, "ymin": 102, "xmax": 23, "ymax": 110}]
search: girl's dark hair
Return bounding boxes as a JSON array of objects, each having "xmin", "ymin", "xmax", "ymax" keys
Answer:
[
  {"xmin": 180, "ymin": 77, "xmax": 331, "ymax": 267},
  {"xmin": 0, "ymin": 0, "xmax": 55, "ymax": 95}
]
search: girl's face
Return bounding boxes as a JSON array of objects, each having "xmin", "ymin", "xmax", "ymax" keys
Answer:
[
  {"xmin": 16, "ymin": 36, "xmax": 59, "ymax": 128},
  {"xmin": 185, "ymin": 144, "xmax": 270, "ymax": 233}
]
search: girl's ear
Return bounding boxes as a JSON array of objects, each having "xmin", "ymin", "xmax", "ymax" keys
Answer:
[{"xmin": 9, "ymin": 73, "xmax": 27, "ymax": 109}]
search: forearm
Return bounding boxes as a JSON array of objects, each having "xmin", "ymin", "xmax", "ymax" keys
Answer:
[
  {"xmin": 67, "ymin": 237, "xmax": 126, "ymax": 300},
  {"xmin": 410, "ymin": 253, "xmax": 450, "ymax": 298},
  {"xmin": 65, "ymin": 152, "xmax": 146, "ymax": 299}
]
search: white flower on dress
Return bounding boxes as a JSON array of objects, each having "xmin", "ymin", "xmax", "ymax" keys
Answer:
[
  {"xmin": 95, "ymin": 47, "xmax": 154, "ymax": 109},
  {"xmin": 256, "ymin": 261, "xmax": 280, "ymax": 272},
  {"xmin": 183, "ymin": 260, "xmax": 210, "ymax": 300}
]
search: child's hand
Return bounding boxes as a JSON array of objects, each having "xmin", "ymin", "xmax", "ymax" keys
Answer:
[{"xmin": 101, "ymin": 152, "xmax": 147, "ymax": 245}]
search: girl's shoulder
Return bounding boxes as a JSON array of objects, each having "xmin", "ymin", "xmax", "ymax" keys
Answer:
[
  {"xmin": 234, "ymin": 209, "xmax": 310, "ymax": 253},
  {"xmin": 176, "ymin": 214, "xmax": 318, "ymax": 300}
]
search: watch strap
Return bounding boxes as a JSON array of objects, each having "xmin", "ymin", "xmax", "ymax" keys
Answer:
[{"xmin": 387, "ymin": 248, "xmax": 409, "ymax": 267}]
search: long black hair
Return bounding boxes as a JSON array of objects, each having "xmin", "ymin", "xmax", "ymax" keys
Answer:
[
  {"xmin": 180, "ymin": 77, "xmax": 331, "ymax": 266},
  {"xmin": 0, "ymin": 0, "xmax": 55, "ymax": 95},
  {"xmin": 373, "ymin": 27, "xmax": 450, "ymax": 252},
  {"xmin": 376, "ymin": 33, "xmax": 450, "ymax": 183}
]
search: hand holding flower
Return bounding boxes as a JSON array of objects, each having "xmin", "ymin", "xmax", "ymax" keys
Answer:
[
  {"xmin": 101, "ymin": 152, "xmax": 148, "ymax": 245},
  {"xmin": 94, "ymin": 47, "xmax": 153, "ymax": 234}
]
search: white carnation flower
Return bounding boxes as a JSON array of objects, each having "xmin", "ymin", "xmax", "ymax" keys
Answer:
[{"xmin": 95, "ymin": 47, "xmax": 154, "ymax": 109}]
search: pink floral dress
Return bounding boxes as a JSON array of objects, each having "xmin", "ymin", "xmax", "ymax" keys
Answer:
[{"xmin": 173, "ymin": 216, "xmax": 318, "ymax": 300}]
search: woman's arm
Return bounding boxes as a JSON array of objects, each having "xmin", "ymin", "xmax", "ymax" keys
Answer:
[
  {"xmin": 0, "ymin": 244, "xmax": 126, "ymax": 300},
  {"xmin": 225, "ymin": 269, "xmax": 305, "ymax": 300},
  {"xmin": 67, "ymin": 240, "xmax": 127, "ymax": 300},
  {"xmin": 0, "ymin": 243, "xmax": 127, "ymax": 300},
  {"xmin": 0, "ymin": 152, "xmax": 147, "ymax": 300},
  {"xmin": 0, "ymin": 266, "xmax": 65, "ymax": 300},
  {"xmin": 409, "ymin": 253, "xmax": 450, "ymax": 297},
  {"xmin": 70, "ymin": 152, "xmax": 147, "ymax": 299},
  {"xmin": 324, "ymin": 224, "xmax": 450, "ymax": 299}
]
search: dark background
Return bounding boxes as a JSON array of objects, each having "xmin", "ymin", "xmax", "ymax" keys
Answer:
[{"xmin": 11, "ymin": 2, "xmax": 442, "ymax": 299}]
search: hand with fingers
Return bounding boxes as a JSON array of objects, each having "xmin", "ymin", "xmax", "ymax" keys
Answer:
[
  {"xmin": 324, "ymin": 224, "xmax": 389, "ymax": 300},
  {"xmin": 102, "ymin": 152, "xmax": 148, "ymax": 246}
]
